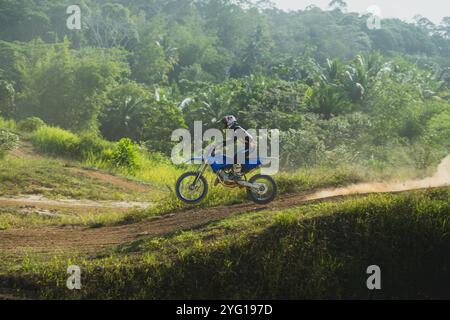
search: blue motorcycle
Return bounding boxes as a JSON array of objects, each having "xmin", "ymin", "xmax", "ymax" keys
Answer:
[{"xmin": 176, "ymin": 152, "xmax": 277, "ymax": 205}]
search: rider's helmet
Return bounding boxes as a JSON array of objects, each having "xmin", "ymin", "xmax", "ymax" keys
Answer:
[{"xmin": 222, "ymin": 115, "xmax": 237, "ymax": 129}]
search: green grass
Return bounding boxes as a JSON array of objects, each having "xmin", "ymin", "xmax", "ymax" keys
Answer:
[
  {"xmin": 83, "ymin": 150, "xmax": 185, "ymax": 189},
  {"xmin": 3, "ymin": 187, "xmax": 450, "ymax": 299},
  {"xmin": 276, "ymin": 165, "xmax": 364, "ymax": 194},
  {"xmin": 30, "ymin": 126, "xmax": 81, "ymax": 158},
  {"xmin": 0, "ymin": 156, "xmax": 151, "ymax": 201},
  {"xmin": 0, "ymin": 117, "xmax": 17, "ymax": 131}
]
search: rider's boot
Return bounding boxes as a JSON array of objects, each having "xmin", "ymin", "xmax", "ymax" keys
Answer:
[
  {"xmin": 218, "ymin": 170, "xmax": 232, "ymax": 183},
  {"xmin": 231, "ymin": 164, "xmax": 244, "ymax": 181}
]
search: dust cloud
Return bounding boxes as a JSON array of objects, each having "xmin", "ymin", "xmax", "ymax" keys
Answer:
[{"xmin": 305, "ymin": 154, "xmax": 450, "ymax": 201}]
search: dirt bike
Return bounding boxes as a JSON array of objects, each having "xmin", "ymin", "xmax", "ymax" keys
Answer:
[{"xmin": 176, "ymin": 153, "xmax": 277, "ymax": 205}]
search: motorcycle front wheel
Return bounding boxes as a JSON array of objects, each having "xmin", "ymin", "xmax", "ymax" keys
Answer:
[
  {"xmin": 247, "ymin": 174, "xmax": 277, "ymax": 205},
  {"xmin": 176, "ymin": 172, "xmax": 208, "ymax": 204}
]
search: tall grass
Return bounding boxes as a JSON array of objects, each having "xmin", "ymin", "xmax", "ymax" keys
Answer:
[
  {"xmin": 0, "ymin": 117, "xmax": 17, "ymax": 131},
  {"xmin": 30, "ymin": 126, "xmax": 82, "ymax": 158},
  {"xmin": 30, "ymin": 126, "xmax": 114, "ymax": 160},
  {"xmin": 276, "ymin": 166, "xmax": 364, "ymax": 194},
  {"xmin": 84, "ymin": 150, "xmax": 184, "ymax": 188}
]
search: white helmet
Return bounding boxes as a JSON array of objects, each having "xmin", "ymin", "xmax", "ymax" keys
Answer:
[{"xmin": 222, "ymin": 115, "xmax": 237, "ymax": 129}]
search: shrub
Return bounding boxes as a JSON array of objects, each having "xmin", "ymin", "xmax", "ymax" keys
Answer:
[
  {"xmin": 0, "ymin": 129, "xmax": 19, "ymax": 158},
  {"xmin": 109, "ymin": 138, "xmax": 139, "ymax": 172},
  {"xmin": 280, "ymin": 129, "xmax": 326, "ymax": 169},
  {"xmin": 78, "ymin": 133, "xmax": 112, "ymax": 159},
  {"xmin": 18, "ymin": 117, "xmax": 45, "ymax": 132}
]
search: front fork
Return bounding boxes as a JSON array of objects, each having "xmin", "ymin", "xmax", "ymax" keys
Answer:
[{"xmin": 193, "ymin": 163, "xmax": 208, "ymax": 186}]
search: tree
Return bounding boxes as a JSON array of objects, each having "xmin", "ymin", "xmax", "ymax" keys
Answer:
[
  {"xmin": 142, "ymin": 99, "xmax": 187, "ymax": 154},
  {"xmin": 426, "ymin": 105, "xmax": 450, "ymax": 149},
  {"xmin": 328, "ymin": 0, "xmax": 347, "ymax": 11},
  {"xmin": 0, "ymin": 0, "xmax": 52, "ymax": 42},
  {"xmin": 100, "ymin": 82, "xmax": 152, "ymax": 141},
  {"xmin": 439, "ymin": 17, "xmax": 450, "ymax": 39},
  {"xmin": 84, "ymin": 3, "xmax": 139, "ymax": 49},
  {"xmin": 130, "ymin": 14, "xmax": 178, "ymax": 84},
  {"xmin": 182, "ymin": 81, "xmax": 236, "ymax": 128},
  {"xmin": 305, "ymin": 82, "xmax": 348, "ymax": 119},
  {"xmin": 232, "ymin": 24, "xmax": 273, "ymax": 77},
  {"xmin": 16, "ymin": 40, "xmax": 127, "ymax": 132},
  {"xmin": 414, "ymin": 15, "xmax": 436, "ymax": 34},
  {"xmin": 0, "ymin": 40, "xmax": 23, "ymax": 89},
  {"xmin": 131, "ymin": 33, "xmax": 178, "ymax": 84}
]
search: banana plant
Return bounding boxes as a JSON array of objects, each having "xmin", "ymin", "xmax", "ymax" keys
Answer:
[{"xmin": 181, "ymin": 82, "xmax": 235, "ymax": 128}]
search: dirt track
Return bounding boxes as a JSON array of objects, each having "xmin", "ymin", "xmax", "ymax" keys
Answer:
[
  {"xmin": 0, "ymin": 195, "xmax": 151, "ymax": 210},
  {"xmin": 0, "ymin": 191, "xmax": 344, "ymax": 255},
  {"xmin": 1, "ymin": 186, "xmax": 444, "ymax": 256}
]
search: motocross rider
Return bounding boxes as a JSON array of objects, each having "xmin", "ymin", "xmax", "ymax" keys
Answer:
[{"xmin": 218, "ymin": 115, "xmax": 256, "ymax": 182}]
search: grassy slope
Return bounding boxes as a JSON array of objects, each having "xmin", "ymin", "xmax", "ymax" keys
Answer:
[
  {"xmin": 0, "ymin": 152, "xmax": 165, "ymax": 230},
  {"xmin": 3, "ymin": 187, "xmax": 450, "ymax": 299},
  {"xmin": 0, "ymin": 156, "xmax": 154, "ymax": 201}
]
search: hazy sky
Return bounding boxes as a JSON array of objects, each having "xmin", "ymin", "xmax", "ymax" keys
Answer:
[{"xmin": 271, "ymin": 0, "xmax": 449, "ymax": 24}]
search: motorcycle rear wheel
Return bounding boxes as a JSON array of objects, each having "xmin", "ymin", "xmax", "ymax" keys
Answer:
[{"xmin": 247, "ymin": 174, "xmax": 277, "ymax": 205}]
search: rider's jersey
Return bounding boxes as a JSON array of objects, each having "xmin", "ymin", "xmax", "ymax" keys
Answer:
[
  {"xmin": 228, "ymin": 124, "xmax": 255, "ymax": 151},
  {"xmin": 208, "ymin": 124, "xmax": 255, "ymax": 158}
]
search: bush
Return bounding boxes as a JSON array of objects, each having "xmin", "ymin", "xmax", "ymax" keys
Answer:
[
  {"xmin": 0, "ymin": 129, "xmax": 19, "ymax": 158},
  {"xmin": 109, "ymin": 138, "xmax": 139, "ymax": 172},
  {"xmin": 18, "ymin": 117, "xmax": 45, "ymax": 132},
  {"xmin": 280, "ymin": 129, "xmax": 326, "ymax": 169},
  {"xmin": 78, "ymin": 133, "xmax": 112, "ymax": 159},
  {"xmin": 29, "ymin": 126, "xmax": 140, "ymax": 171}
]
